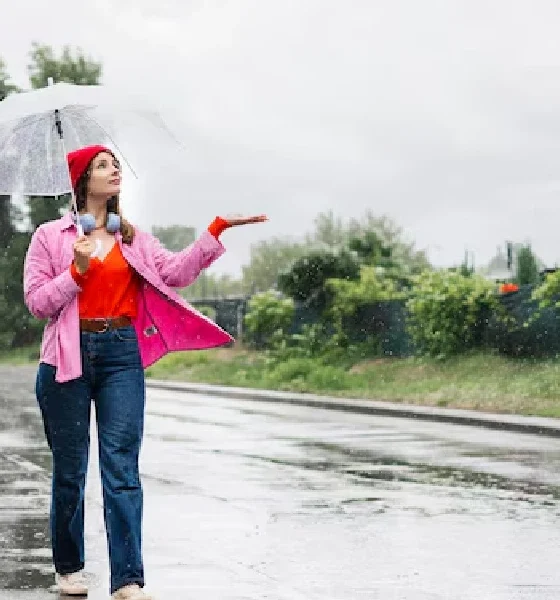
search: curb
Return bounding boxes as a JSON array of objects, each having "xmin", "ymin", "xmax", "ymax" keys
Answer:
[{"xmin": 146, "ymin": 379, "xmax": 560, "ymax": 438}]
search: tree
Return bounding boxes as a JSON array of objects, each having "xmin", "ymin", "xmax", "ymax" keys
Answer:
[
  {"xmin": 0, "ymin": 57, "xmax": 20, "ymax": 246},
  {"xmin": 304, "ymin": 210, "xmax": 347, "ymax": 248},
  {"xmin": 241, "ymin": 237, "xmax": 308, "ymax": 293},
  {"xmin": 0, "ymin": 44, "xmax": 105, "ymax": 350},
  {"xmin": 348, "ymin": 230, "xmax": 394, "ymax": 267},
  {"xmin": 305, "ymin": 210, "xmax": 430, "ymax": 273},
  {"xmin": 27, "ymin": 43, "xmax": 102, "ymax": 88},
  {"xmin": 458, "ymin": 250, "xmax": 475, "ymax": 277},
  {"xmin": 347, "ymin": 227, "xmax": 424, "ymax": 292},
  {"xmin": 183, "ymin": 272, "xmax": 243, "ymax": 300},
  {"xmin": 0, "ymin": 60, "xmax": 34, "ymax": 348},
  {"xmin": 0, "ymin": 57, "xmax": 20, "ymax": 100},
  {"xmin": 516, "ymin": 245, "xmax": 539, "ymax": 286},
  {"xmin": 26, "ymin": 194, "xmax": 71, "ymax": 231},
  {"xmin": 347, "ymin": 211, "xmax": 430, "ymax": 273},
  {"xmin": 152, "ymin": 225, "xmax": 196, "ymax": 252},
  {"xmin": 241, "ymin": 210, "xmax": 430, "ymax": 295},
  {"xmin": 0, "ymin": 197, "xmax": 26, "ymax": 250},
  {"xmin": 25, "ymin": 44, "xmax": 103, "ymax": 229},
  {"xmin": 0, "ymin": 197, "xmax": 13, "ymax": 249},
  {"xmin": 0, "ymin": 231, "xmax": 40, "ymax": 348},
  {"xmin": 277, "ymin": 249, "xmax": 360, "ymax": 312}
]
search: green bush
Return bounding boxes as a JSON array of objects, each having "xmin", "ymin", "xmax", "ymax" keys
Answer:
[
  {"xmin": 266, "ymin": 357, "xmax": 315, "ymax": 382},
  {"xmin": 261, "ymin": 357, "xmax": 352, "ymax": 392},
  {"xmin": 516, "ymin": 245, "xmax": 540, "ymax": 285},
  {"xmin": 243, "ymin": 291, "xmax": 294, "ymax": 349},
  {"xmin": 277, "ymin": 249, "xmax": 360, "ymax": 312},
  {"xmin": 281, "ymin": 323, "xmax": 333, "ymax": 358},
  {"xmin": 486, "ymin": 285, "xmax": 560, "ymax": 358},
  {"xmin": 326, "ymin": 265, "xmax": 404, "ymax": 349},
  {"xmin": 306, "ymin": 364, "xmax": 353, "ymax": 391},
  {"xmin": 406, "ymin": 270, "xmax": 498, "ymax": 357},
  {"xmin": 532, "ymin": 269, "xmax": 560, "ymax": 311}
]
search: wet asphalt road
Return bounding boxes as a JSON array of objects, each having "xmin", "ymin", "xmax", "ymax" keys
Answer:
[{"xmin": 1, "ymin": 366, "xmax": 560, "ymax": 599}]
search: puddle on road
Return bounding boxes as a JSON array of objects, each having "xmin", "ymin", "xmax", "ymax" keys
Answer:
[
  {"xmin": 237, "ymin": 438, "xmax": 560, "ymax": 514},
  {"xmin": 0, "ymin": 448, "xmax": 54, "ymax": 593}
]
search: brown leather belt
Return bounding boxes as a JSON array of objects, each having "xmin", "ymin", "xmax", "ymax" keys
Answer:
[{"xmin": 79, "ymin": 316, "xmax": 132, "ymax": 333}]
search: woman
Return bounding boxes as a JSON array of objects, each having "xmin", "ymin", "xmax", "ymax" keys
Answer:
[{"xmin": 23, "ymin": 144, "xmax": 266, "ymax": 599}]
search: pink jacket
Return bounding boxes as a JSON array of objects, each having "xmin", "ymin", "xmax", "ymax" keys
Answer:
[{"xmin": 23, "ymin": 212, "xmax": 234, "ymax": 383}]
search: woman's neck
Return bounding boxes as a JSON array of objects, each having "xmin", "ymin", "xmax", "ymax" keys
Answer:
[{"xmin": 83, "ymin": 199, "xmax": 108, "ymax": 227}]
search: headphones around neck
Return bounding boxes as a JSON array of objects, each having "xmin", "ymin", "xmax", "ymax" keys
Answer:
[{"xmin": 73, "ymin": 212, "xmax": 121, "ymax": 234}]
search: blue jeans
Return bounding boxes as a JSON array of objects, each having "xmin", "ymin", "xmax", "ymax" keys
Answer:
[{"xmin": 35, "ymin": 326, "xmax": 146, "ymax": 594}]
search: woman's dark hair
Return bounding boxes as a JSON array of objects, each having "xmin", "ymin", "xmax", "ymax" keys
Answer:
[{"xmin": 74, "ymin": 152, "xmax": 135, "ymax": 244}]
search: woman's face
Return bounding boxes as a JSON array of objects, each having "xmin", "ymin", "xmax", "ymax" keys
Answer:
[{"xmin": 87, "ymin": 152, "xmax": 121, "ymax": 198}]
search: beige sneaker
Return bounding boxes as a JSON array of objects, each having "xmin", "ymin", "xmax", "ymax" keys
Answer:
[
  {"xmin": 111, "ymin": 584, "xmax": 153, "ymax": 599},
  {"xmin": 56, "ymin": 570, "xmax": 88, "ymax": 596}
]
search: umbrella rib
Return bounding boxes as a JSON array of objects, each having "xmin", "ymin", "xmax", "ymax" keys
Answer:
[
  {"xmin": 134, "ymin": 110, "xmax": 186, "ymax": 150},
  {"xmin": 7, "ymin": 114, "xmax": 45, "ymax": 133},
  {"xmin": 0, "ymin": 99, "xmax": 182, "ymax": 195},
  {"xmin": 60, "ymin": 110, "xmax": 89, "ymax": 151},
  {"xmin": 68, "ymin": 109, "xmax": 138, "ymax": 179},
  {"xmin": 0, "ymin": 115, "xmax": 41, "ymax": 158},
  {"xmin": 0, "ymin": 126, "xmax": 17, "ymax": 164},
  {"xmin": 17, "ymin": 114, "xmax": 51, "ymax": 196}
]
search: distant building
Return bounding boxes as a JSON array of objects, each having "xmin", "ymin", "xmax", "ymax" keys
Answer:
[
  {"xmin": 480, "ymin": 243, "xmax": 546, "ymax": 282},
  {"xmin": 481, "ymin": 245, "xmax": 514, "ymax": 281}
]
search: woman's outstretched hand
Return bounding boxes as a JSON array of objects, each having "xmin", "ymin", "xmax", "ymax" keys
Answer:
[
  {"xmin": 222, "ymin": 214, "xmax": 268, "ymax": 227},
  {"xmin": 208, "ymin": 215, "xmax": 268, "ymax": 239}
]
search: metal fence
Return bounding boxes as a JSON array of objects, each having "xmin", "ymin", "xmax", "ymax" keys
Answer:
[
  {"xmin": 484, "ymin": 285, "xmax": 560, "ymax": 358},
  {"xmin": 191, "ymin": 286, "xmax": 560, "ymax": 359}
]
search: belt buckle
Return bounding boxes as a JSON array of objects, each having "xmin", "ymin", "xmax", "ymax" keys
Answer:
[{"xmin": 98, "ymin": 318, "xmax": 110, "ymax": 333}]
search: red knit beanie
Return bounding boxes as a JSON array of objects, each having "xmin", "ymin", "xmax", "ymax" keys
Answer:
[{"xmin": 67, "ymin": 145, "xmax": 113, "ymax": 190}]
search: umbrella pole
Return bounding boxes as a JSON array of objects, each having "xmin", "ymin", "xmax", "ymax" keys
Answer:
[
  {"xmin": 48, "ymin": 77, "xmax": 83, "ymax": 236},
  {"xmin": 54, "ymin": 108, "xmax": 83, "ymax": 237}
]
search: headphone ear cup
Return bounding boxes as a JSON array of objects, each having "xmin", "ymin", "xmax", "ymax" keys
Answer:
[
  {"xmin": 106, "ymin": 212, "xmax": 121, "ymax": 233},
  {"xmin": 79, "ymin": 213, "xmax": 96, "ymax": 234}
]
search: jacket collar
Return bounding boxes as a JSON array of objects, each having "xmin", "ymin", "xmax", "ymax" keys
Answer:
[{"xmin": 59, "ymin": 212, "xmax": 75, "ymax": 231}]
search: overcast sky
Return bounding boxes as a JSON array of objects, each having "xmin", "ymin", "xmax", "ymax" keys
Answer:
[{"xmin": 3, "ymin": 0, "xmax": 560, "ymax": 275}]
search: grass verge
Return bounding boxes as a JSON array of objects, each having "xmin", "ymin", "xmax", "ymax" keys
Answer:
[
  {"xmin": 0, "ymin": 345, "xmax": 40, "ymax": 365},
  {"xmin": 145, "ymin": 347, "xmax": 560, "ymax": 419}
]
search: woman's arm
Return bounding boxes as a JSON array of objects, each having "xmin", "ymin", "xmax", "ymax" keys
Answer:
[
  {"xmin": 147, "ymin": 215, "xmax": 267, "ymax": 288},
  {"xmin": 23, "ymin": 226, "xmax": 81, "ymax": 319},
  {"xmin": 147, "ymin": 228, "xmax": 225, "ymax": 289}
]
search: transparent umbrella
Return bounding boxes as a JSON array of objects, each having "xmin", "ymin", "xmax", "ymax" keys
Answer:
[{"xmin": 0, "ymin": 79, "xmax": 181, "ymax": 233}]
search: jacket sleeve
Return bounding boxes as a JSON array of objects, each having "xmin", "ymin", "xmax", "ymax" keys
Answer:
[
  {"xmin": 147, "ymin": 230, "xmax": 226, "ymax": 288},
  {"xmin": 23, "ymin": 226, "xmax": 81, "ymax": 319}
]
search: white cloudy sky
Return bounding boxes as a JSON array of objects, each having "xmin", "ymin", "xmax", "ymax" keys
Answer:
[{"xmin": 3, "ymin": 0, "xmax": 560, "ymax": 275}]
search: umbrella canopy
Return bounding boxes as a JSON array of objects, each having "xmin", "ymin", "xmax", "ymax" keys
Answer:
[{"xmin": 0, "ymin": 81, "xmax": 180, "ymax": 197}]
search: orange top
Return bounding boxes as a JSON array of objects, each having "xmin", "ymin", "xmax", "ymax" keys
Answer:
[
  {"xmin": 70, "ymin": 243, "xmax": 140, "ymax": 319},
  {"xmin": 70, "ymin": 218, "xmax": 229, "ymax": 319}
]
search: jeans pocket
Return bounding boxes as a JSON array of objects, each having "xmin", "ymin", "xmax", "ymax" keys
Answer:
[{"xmin": 113, "ymin": 326, "xmax": 138, "ymax": 343}]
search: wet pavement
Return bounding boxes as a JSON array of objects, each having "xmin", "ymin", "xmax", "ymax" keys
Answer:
[{"xmin": 1, "ymin": 365, "xmax": 560, "ymax": 599}]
